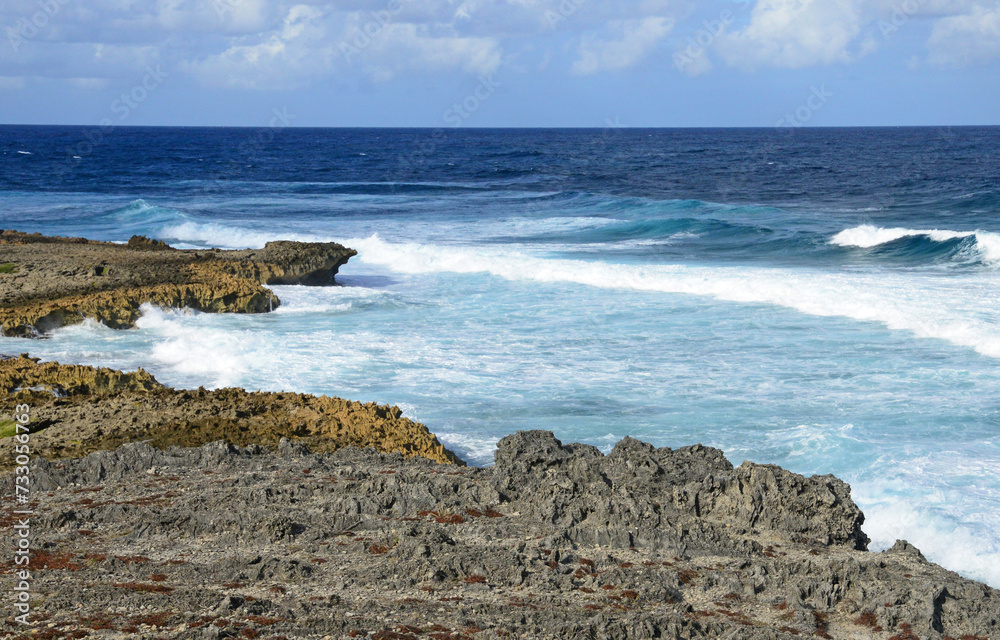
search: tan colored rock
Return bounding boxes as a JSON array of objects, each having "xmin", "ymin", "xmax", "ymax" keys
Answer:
[
  {"xmin": 0, "ymin": 352, "xmax": 160, "ymax": 396},
  {"xmin": 0, "ymin": 231, "xmax": 356, "ymax": 336},
  {"xmin": 0, "ymin": 355, "xmax": 463, "ymax": 466}
]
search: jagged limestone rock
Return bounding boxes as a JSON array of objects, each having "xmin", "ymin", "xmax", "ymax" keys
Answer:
[{"xmin": 6, "ymin": 432, "xmax": 996, "ymax": 639}]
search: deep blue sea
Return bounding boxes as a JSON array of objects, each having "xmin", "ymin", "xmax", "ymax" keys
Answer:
[{"xmin": 2, "ymin": 126, "xmax": 999, "ymax": 586}]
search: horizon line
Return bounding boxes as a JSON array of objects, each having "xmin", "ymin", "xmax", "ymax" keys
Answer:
[{"xmin": 1, "ymin": 123, "xmax": 997, "ymax": 130}]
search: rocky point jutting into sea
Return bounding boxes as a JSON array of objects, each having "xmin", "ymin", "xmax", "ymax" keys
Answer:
[
  {"xmin": 0, "ymin": 232, "xmax": 996, "ymax": 639},
  {"xmin": 0, "ymin": 230, "xmax": 356, "ymax": 337}
]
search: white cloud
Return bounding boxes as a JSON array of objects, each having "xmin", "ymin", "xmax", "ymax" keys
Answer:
[
  {"xmin": 338, "ymin": 18, "xmax": 502, "ymax": 82},
  {"xmin": 8, "ymin": 0, "xmax": 994, "ymax": 89},
  {"xmin": 716, "ymin": 0, "xmax": 870, "ymax": 70},
  {"xmin": 927, "ymin": 3, "xmax": 1000, "ymax": 66},
  {"xmin": 677, "ymin": 50, "xmax": 713, "ymax": 77},
  {"xmin": 0, "ymin": 0, "xmax": 695, "ymax": 87},
  {"xmin": 693, "ymin": 0, "xmax": 1000, "ymax": 72},
  {"xmin": 571, "ymin": 16, "xmax": 673, "ymax": 75},
  {"xmin": 186, "ymin": 4, "xmax": 336, "ymax": 89},
  {"xmin": 372, "ymin": 25, "xmax": 502, "ymax": 78}
]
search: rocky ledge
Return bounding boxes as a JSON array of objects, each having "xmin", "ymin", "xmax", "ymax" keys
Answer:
[
  {"xmin": 0, "ymin": 355, "xmax": 461, "ymax": 466},
  {"xmin": 0, "ymin": 231, "xmax": 356, "ymax": 337},
  {"xmin": 1, "ymin": 432, "xmax": 996, "ymax": 639}
]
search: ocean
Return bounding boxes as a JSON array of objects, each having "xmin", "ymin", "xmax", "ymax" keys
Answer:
[{"xmin": 1, "ymin": 125, "xmax": 999, "ymax": 587}]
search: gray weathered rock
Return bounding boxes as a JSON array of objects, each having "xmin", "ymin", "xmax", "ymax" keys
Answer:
[{"xmin": 3, "ymin": 431, "xmax": 996, "ymax": 639}]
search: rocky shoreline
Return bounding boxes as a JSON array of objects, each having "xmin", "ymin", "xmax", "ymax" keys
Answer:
[
  {"xmin": 0, "ymin": 232, "xmax": 997, "ymax": 639},
  {"xmin": 1, "ymin": 432, "xmax": 996, "ymax": 639},
  {"xmin": 0, "ymin": 355, "xmax": 461, "ymax": 468},
  {"xmin": 0, "ymin": 231, "xmax": 355, "ymax": 337}
]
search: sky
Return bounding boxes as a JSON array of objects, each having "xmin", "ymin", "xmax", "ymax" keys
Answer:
[{"xmin": 0, "ymin": 0, "xmax": 998, "ymax": 127}]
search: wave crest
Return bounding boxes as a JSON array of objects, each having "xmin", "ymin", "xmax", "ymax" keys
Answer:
[
  {"xmin": 351, "ymin": 234, "xmax": 1000, "ymax": 360},
  {"xmin": 832, "ymin": 225, "xmax": 1000, "ymax": 266}
]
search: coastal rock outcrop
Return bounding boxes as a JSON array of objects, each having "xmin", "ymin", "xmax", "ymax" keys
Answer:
[
  {"xmin": 0, "ymin": 354, "xmax": 461, "ymax": 465},
  {"xmin": 2, "ymin": 432, "xmax": 995, "ymax": 639},
  {"xmin": 0, "ymin": 231, "xmax": 356, "ymax": 336},
  {"xmin": 492, "ymin": 432, "xmax": 869, "ymax": 554}
]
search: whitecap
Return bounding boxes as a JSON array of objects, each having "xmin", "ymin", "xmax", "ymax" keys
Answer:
[
  {"xmin": 831, "ymin": 224, "xmax": 1000, "ymax": 265},
  {"xmin": 159, "ymin": 221, "xmax": 328, "ymax": 249},
  {"xmin": 347, "ymin": 234, "xmax": 1000, "ymax": 359}
]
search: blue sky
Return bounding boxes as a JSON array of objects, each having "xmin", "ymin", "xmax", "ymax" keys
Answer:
[{"xmin": 1, "ymin": 0, "xmax": 998, "ymax": 127}]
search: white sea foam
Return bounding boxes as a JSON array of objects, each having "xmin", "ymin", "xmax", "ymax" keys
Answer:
[
  {"xmin": 969, "ymin": 232, "xmax": 1000, "ymax": 264},
  {"xmin": 47, "ymin": 316, "xmax": 114, "ymax": 338},
  {"xmin": 754, "ymin": 424, "xmax": 1000, "ymax": 588},
  {"xmin": 483, "ymin": 216, "xmax": 616, "ymax": 236},
  {"xmin": 831, "ymin": 225, "xmax": 972, "ymax": 247},
  {"xmin": 435, "ymin": 432, "xmax": 500, "ymax": 465},
  {"xmin": 859, "ymin": 487, "xmax": 1000, "ymax": 588},
  {"xmin": 37, "ymin": 220, "xmax": 1000, "ymax": 360},
  {"xmin": 348, "ymin": 234, "xmax": 1000, "ymax": 359},
  {"xmin": 766, "ymin": 423, "xmax": 862, "ymax": 460},
  {"xmin": 115, "ymin": 198, "xmax": 156, "ymax": 215},
  {"xmin": 157, "ymin": 215, "xmax": 618, "ymax": 250},
  {"xmin": 159, "ymin": 221, "xmax": 328, "ymax": 249},
  {"xmin": 831, "ymin": 224, "xmax": 1000, "ymax": 265},
  {"xmin": 269, "ymin": 284, "xmax": 390, "ymax": 315},
  {"xmin": 615, "ymin": 232, "xmax": 700, "ymax": 248},
  {"xmin": 134, "ymin": 304, "xmax": 258, "ymax": 388},
  {"xmin": 273, "ymin": 301, "xmax": 354, "ymax": 315}
]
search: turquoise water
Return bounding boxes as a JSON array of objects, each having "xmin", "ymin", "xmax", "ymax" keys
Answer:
[{"xmin": 1, "ymin": 126, "xmax": 999, "ymax": 587}]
